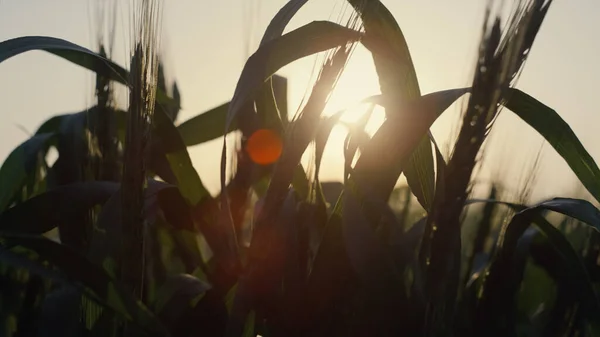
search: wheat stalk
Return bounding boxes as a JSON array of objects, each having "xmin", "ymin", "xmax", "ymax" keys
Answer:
[{"xmin": 120, "ymin": 0, "xmax": 162, "ymax": 301}]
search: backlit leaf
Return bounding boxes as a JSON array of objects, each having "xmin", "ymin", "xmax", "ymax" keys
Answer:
[
  {"xmin": 0, "ymin": 36, "xmax": 176, "ymax": 108},
  {"xmin": 504, "ymin": 88, "xmax": 600, "ymax": 204},
  {"xmin": 349, "ymin": 0, "xmax": 435, "ymax": 211}
]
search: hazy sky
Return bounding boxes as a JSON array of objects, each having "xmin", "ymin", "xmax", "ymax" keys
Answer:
[{"xmin": 0, "ymin": 0, "xmax": 599, "ymax": 202}]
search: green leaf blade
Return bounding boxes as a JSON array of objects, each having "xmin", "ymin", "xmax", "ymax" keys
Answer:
[
  {"xmin": 154, "ymin": 109, "xmax": 210, "ymax": 205},
  {"xmin": 177, "ymin": 102, "xmax": 232, "ymax": 147},
  {"xmin": 352, "ymin": 89, "xmax": 470, "ymax": 203},
  {"xmin": 0, "ymin": 133, "xmax": 56, "ymax": 211},
  {"xmin": 226, "ymin": 21, "xmax": 362, "ymax": 131},
  {"xmin": 349, "ymin": 0, "xmax": 436, "ymax": 211},
  {"xmin": 505, "ymin": 88, "xmax": 600, "ymax": 204},
  {"xmin": 0, "ymin": 36, "xmax": 177, "ymax": 108}
]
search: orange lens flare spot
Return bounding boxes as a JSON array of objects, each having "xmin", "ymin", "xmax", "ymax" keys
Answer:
[{"xmin": 246, "ymin": 129, "xmax": 283, "ymax": 165}]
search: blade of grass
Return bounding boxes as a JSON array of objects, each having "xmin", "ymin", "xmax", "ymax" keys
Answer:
[
  {"xmin": 153, "ymin": 109, "xmax": 209, "ymax": 205},
  {"xmin": 259, "ymin": 0, "xmax": 309, "ymax": 45},
  {"xmin": 225, "ymin": 21, "xmax": 362, "ymax": 132},
  {"xmin": 0, "ymin": 133, "xmax": 55, "ymax": 211},
  {"xmin": 348, "ymin": 0, "xmax": 436, "ymax": 212},
  {"xmin": 35, "ymin": 115, "xmax": 65, "ymax": 135},
  {"xmin": 0, "ymin": 36, "xmax": 128, "ymax": 84},
  {"xmin": 256, "ymin": 0, "xmax": 308, "ymax": 132},
  {"xmin": 0, "ymin": 181, "xmax": 118, "ymax": 235},
  {"xmin": 477, "ymin": 198, "xmax": 600, "ymax": 335},
  {"xmin": 351, "ymin": 88, "xmax": 470, "ymax": 201},
  {"xmin": 177, "ymin": 103, "xmax": 231, "ymax": 147},
  {"xmin": 0, "ymin": 36, "xmax": 176, "ymax": 108},
  {"xmin": 504, "ymin": 88, "xmax": 600, "ymax": 204}
]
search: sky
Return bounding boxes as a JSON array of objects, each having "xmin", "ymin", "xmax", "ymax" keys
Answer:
[{"xmin": 0, "ymin": 0, "xmax": 599, "ymax": 203}]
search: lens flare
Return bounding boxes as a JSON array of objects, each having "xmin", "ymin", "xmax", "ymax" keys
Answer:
[{"xmin": 246, "ymin": 129, "xmax": 283, "ymax": 165}]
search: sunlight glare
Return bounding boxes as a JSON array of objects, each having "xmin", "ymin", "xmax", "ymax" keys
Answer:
[
  {"xmin": 322, "ymin": 46, "xmax": 383, "ymax": 135},
  {"xmin": 280, "ymin": 45, "xmax": 387, "ymax": 182}
]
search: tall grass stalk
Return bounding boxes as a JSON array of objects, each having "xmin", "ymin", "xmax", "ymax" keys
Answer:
[
  {"xmin": 91, "ymin": 0, "xmax": 120, "ymax": 183},
  {"xmin": 120, "ymin": 0, "xmax": 162, "ymax": 300},
  {"xmin": 421, "ymin": 0, "xmax": 553, "ymax": 333}
]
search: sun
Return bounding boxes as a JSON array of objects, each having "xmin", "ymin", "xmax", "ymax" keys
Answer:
[
  {"xmin": 278, "ymin": 45, "xmax": 389, "ymax": 181},
  {"xmin": 322, "ymin": 46, "xmax": 384, "ymax": 130}
]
